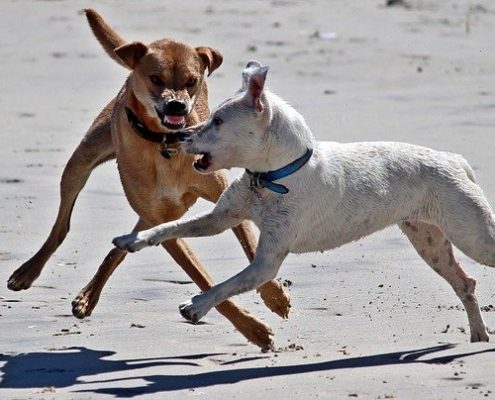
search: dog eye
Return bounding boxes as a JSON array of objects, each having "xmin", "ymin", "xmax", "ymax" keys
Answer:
[
  {"xmin": 186, "ymin": 77, "xmax": 197, "ymax": 88},
  {"xmin": 149, "ymin": 75, "xmax": 164, "ymax": 86},
  {"xmin": 212, "ymin": 116, "xmax": 223, "ymax": 126}
]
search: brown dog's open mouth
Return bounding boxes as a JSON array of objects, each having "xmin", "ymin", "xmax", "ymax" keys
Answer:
[
  {"xmin": 155, "ymin": 107, "xmax": 187, "ymax": 130},
  {"xmin": 193, "ymin": 152, "xmax": 211, "ymax": 171},
  {"xmin": 163, "ymin": 114, "xmax": 186, "ymax": 130}
]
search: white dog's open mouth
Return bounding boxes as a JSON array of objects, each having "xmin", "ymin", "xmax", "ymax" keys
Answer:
[{"xmin": 193, "ymin": 152, "xmax": 212, "ymax": 171}]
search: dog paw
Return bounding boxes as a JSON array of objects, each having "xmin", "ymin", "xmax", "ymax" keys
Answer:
[
  {"xmin": 112, "ymin": 231, "xmax": 157, "ymax": 252},
  {"xmin": 179, "ymin": 297, "xmax": 209, "ymax": 324},
  {"xmin": 72, "ymin": 291, "xmax": 99, "ymax": 319},
  {"xmin": 470, "ymin": 328, "xmax": 490, "ymax": 343},
  {"xmin": 7, "ymin": 262, "xmax": 40, "ymax": 291},
  {"xmin": 257, "ymin": 280, "xmax": 291, "ymax": 319}
]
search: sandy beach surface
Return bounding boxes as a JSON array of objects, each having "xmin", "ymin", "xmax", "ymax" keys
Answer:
[{"xmin": 1, "ymin": 0, "xmax": 495, "ymax": 398}]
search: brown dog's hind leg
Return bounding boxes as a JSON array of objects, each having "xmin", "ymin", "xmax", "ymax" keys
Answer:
[
  {"xmin": 400, "ymin": 221, "xmax": 489, "ymax": 342},
  {"xmin": 163, "ymin": 238, "xmax": 274, "ymax": 351},
  {"xmin": 8, "ymin": 100, "xmax": 116, "ymax": 291},
  {"xmin": 232, "ymin": 221, "xmax": 291, "ymax": 319}
]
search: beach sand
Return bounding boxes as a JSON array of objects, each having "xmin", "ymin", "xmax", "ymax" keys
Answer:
[{"xmin": 1, "ymin": 0, "xmax": 495, "ymax": 398}]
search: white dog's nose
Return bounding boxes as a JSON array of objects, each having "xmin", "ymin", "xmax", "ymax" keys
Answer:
[{"xmin": 178, "ymin": 131, "xmax": 192, "ymax": 142}]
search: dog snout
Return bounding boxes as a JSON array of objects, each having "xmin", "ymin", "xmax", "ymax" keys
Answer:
[
  {"xmin": 165, "ymin": 100, "xmax": 187, "ymax": 115},
  {"xmin": 178, "ymin": 130, "xmax": 192, "ymax": 142}
]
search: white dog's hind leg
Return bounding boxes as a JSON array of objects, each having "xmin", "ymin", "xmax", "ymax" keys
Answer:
[
  {"xmin": 400, "ymin": 221, "xmax": 489, "ymax": 342},
  {"xmin": 434, "ymin": 179, "xmax": 495, "ymax": 268}
]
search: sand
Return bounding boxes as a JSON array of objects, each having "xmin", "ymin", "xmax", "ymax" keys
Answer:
[{"xmin": 1, "ymin": 0, "xmax": 495, "ymax": 398}]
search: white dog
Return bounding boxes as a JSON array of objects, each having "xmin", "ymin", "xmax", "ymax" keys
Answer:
[{"xmin": 113, "ymin": 61, "xmax": 494, "ymax": 343}]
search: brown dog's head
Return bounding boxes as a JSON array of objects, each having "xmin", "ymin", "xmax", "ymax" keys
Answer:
[{"xmin": 115, "ymin": 40, "xmax": 222, "ymax": 131}]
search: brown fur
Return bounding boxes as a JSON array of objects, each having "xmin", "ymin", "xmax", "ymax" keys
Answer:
[{"xmin": 7, "ymin": 9, "xmax": 290, "ymax": 351}]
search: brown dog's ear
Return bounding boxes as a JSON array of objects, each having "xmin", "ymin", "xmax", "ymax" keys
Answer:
[
  {"xmin": 114, "ymin": 41, "xmax": 149, "ymax": 69},
  {"xmin": 196, "ymin": 47, "xmax": 223, "ymax": 76}
]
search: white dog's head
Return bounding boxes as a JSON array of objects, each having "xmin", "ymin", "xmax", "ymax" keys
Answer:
[{"xmin": 179, "ymin": 61, "xmax": 273, "ymax": 173}]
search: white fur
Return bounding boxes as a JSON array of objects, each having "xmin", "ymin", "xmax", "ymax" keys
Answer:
[{"xmin": 113, "ymin": 64, "xmax": 495, "ymax": 343}]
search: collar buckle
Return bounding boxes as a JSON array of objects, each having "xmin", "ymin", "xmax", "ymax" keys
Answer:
[{"xmin": 249, "ymin": 172, "xmax": 264, "ymax": 190}]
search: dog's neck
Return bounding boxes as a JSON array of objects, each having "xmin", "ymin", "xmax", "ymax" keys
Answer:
[{"xmin": 247, "ymin": 91, "xmax": 314, "ymax": 173}]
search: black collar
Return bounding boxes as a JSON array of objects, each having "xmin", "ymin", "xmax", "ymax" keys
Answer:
[{"xmin": 125, "ymin": 107, "xmax": 181, "ymax": 159}]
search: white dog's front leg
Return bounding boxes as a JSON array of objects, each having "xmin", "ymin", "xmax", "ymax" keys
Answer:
[
  {"xmin": 112, "ymin": 209, "xmax": 242, "ymax": 253},
  {"xmin": 179, "ymin": 236, "xmax": 288, "ymax": 323}
]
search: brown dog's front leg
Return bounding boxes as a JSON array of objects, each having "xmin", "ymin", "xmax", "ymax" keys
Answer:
[
  {"xmin": 72, "ymin": 247, "xmax": 128, "ymax": 318},
  {"xmin": 72, "ymin": 217, "xmax": 148, "ymax": 318},
  {"xmin": 232, "ymin": 221, "xmax": 291, "ymax": 319},
  {"xmin": 162, "ymin": 237, "xmax": 274, "ymax": 351},
  {"xmin": 8, "ymin": 100, "xmax": 116, "ymax": 291}
]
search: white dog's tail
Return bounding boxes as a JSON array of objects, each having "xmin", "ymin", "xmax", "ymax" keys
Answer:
[{"xmin": 455, "ymin": 154, "xmax": 477, "ymax": 183}]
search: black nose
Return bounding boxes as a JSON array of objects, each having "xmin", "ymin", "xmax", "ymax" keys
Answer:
[
  {"xmin": 178, "ymin": 131, "xmax": 191, "ymax": 142},
  {"xmin": 165, "ymin": 100, "xmax": 187, "ymax": 115}
]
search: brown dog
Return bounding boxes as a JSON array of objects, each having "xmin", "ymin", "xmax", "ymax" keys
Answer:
[{"xmin": 7, "ymin": 9, "xmax": 290, "ymax": 351}]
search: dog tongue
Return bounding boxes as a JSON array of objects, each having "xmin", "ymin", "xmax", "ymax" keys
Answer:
[{"xmin": 165, "ymin": 115, "xmax": 185, "ymax": 125}]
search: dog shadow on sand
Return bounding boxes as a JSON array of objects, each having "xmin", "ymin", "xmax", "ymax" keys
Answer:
[{"xmin": 1, "ymin": 344, "xmax": 494, "ymax": 396}]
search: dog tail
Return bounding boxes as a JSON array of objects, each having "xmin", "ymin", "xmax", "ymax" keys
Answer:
[
  {"xmin": 455, "ymin": 154, "xmax": 477, "ymax": 183},
  {"xmin": 84, "ymin": 9, "xmax": 129, "ymax": 69}
]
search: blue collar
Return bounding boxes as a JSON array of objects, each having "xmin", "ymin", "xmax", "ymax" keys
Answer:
[{"xmin": 246, "ymin": 148, "xmax": 313, "ymax": 194}]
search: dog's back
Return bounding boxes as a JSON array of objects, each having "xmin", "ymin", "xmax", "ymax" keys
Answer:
[{"xmin": 285, "ymin": 141, "xmax": 476, "ymax": 251}]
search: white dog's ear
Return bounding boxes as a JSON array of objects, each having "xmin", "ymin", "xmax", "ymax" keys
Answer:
[
  {"xmin": 241, "ymin": 60, "xmax": 262, "ymax": 91},
  {"xmin": 243, "ymin": 65, "xmax": 269, "ymax": 112}
]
